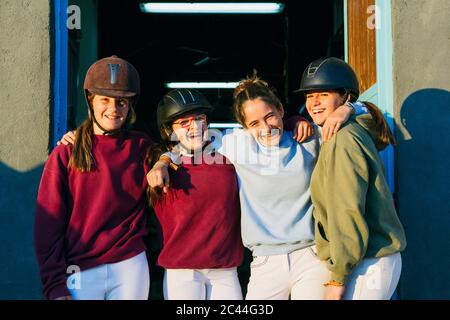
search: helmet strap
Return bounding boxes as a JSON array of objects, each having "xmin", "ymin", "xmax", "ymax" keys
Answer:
[
  {"xmin": 344, "ymin": 90, "xmax": 357, "ymax": 103},
  {"xmin": 162, "ymin": 125, "xmax": 174, "ymax": 140}
]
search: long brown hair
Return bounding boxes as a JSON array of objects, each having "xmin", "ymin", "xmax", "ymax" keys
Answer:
[
  {"xmin": 338, "ymin": 90, "xmax": 396, "ymax": 149},
  {"xmin": 67, "ymin": 93, "xmax": 136, "ymax": 172},
  {"xmin": 233, "ymin": 71, "xmax": 283, "ymax": 127},
  {"xmin": 362, "ymin": 101, "xmax": 397, "ymax": 148},
  {"xmin": 67, "ymin": 93, "xmax": 96, "ymax": 172}
]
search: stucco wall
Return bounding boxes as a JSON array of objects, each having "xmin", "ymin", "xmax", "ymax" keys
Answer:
[
  {"xmin": 0, "ymin": 0, "xmax": 51, "ymax": 299},
  {"xmin": 392, "ymin": 0, "xmax": 450, "ymax": 299}
]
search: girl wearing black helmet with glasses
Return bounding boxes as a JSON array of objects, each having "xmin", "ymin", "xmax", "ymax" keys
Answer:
[
  {"xmin": 297, "ymin": 57, "xmax": 407, "ymax": 300},
  {"xmin": 148, "ymin": 89, "xmax": 244, "ymax": 300}
]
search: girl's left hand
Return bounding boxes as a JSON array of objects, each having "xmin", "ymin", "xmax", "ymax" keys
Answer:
[
  {"xmin": 325, "ymin": 285, "xmax": 346, "ymax": 300},
  {"xmin": 322, "ymin": 97, "xmax": 352, "ymax": 142}
]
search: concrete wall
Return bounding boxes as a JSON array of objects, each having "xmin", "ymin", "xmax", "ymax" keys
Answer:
[
  {"xmin": 392, "ymin": 0, "xmax": 450, "ymax": 299},
  {"xmin": 0, "ymin": 0, "xmax": 51, "ymax": 299}
]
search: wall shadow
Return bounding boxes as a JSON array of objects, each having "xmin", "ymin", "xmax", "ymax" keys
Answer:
[
  {"xmin": 396, "ymin": 88, "xmax": 450, "ymax": 299},
  {"xmin": 0, "ymin": 162, "xmax": 45, "ymax": 299}
]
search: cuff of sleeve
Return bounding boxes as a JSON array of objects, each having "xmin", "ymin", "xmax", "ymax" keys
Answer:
[
  {"xmin": 162, "ymin": 151, "xmax": 182, "ymax": 165},
  {"xmin": 48, "ymin": 283, "xmax": 70, "ymax": 300},
  {"xmin": 330, "ymin": 272, "xmax": 347, "ymax": 285},
  {"xmin": 350, "ymin": 101, "xmax": 368, "ymax": 116}
]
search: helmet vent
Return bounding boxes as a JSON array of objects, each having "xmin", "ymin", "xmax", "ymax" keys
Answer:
[
  {"xmin": 186, "ymin": 89, "xmax": 195, "ymax": 102},
  {"xmin": 307, "ymin": 59, "xmax": 327, "ymax": 78},
  {"xmin": 167, "ymin": 94, "xmax": 180, "ymax": 107},
  {"xmin": 108, "ymin": 63, "xmax": 121, "ymax": 85},
  {"xmin": 177, "ymin": 90, "xmax": 187, "ymax": 104}
]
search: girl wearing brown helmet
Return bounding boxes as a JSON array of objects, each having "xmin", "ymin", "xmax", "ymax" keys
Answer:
[{"xmin": 34, "ymin": 56, "xmax": 153, "ymax": 300}]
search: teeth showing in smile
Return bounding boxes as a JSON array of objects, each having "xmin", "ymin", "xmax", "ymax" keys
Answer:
[
  {"xmin": 105, "ymin": 115, "xmax": 121, "ymax": 120},
  {"xmin": 312, "ymin": 109, "xmax": 325, "ymax": 114},
  {"xmin": 260, "ymin": 129, "xmax": 279, "ymax": 138}
]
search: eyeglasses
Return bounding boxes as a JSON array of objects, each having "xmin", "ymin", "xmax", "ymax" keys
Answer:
[{"xmin": 172, "ymin": 114, "xmax": 207, "ymax": 128}]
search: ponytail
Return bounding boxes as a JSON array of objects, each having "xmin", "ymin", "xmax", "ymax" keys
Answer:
[{"xmin": 363, "ymin": 101, "xmax": 397, "ymax": 148}]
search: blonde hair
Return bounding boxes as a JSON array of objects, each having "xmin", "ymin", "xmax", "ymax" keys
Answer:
[{"xmin": 233, "ymin": 71, "xmax": 282, "ymax": 126}]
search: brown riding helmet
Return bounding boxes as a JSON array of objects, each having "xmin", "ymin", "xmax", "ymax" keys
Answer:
[
  {"xmin": 83, "ymin": 55, "xmax": 140, "ymax": 134},
  {"xmin": 83, "ymin": 55, "xmax": 140, "ymax": 100}
]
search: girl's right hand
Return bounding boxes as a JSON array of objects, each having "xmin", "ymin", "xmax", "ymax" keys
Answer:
[
  {"xmin": 57, "ymin": 131, "xmax": 76, "ymax": 146},
  {"xmin": 292, "ymin": 118, "xmax": 314, "ymax": 143},
  {"xmin": 147, "ymin": 160, "xmax": 171, "ymax": 193}
]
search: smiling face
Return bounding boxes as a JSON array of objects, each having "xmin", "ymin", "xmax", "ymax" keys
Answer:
[
  {"xmin": 242, "ymin": 98, "xmax": 284, "ymax": 147},
  {"xmin": 305, "ymin": 91, "xmax": 344, "ymax": 126},
  {"xmin": 91, "ymin": 94, "xmax": 130, "ymax": 134},
  {"xmin": 171, "ymin": 112, "xmax": 208, "ymax": 152}
]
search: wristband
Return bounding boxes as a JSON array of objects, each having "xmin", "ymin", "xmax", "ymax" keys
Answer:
[
  {"xmin": 324, "ymin": 280, "xmax": 345, "ymax": 287},
  {"xmin": 158, "ymin": 155, "xmax": 179, "ymax": 171}
]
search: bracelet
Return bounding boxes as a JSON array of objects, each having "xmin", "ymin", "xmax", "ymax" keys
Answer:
[
  {"xmin": 324, "ymin": 280, "xmax": 345, "ymax": 287},
  {"xmin": 158, "ymin": 156, "xmax": 179, "ymax": 171},
  {"xmin": 159, "ymin": 155, "xmax": 171, "ymax": 165}
]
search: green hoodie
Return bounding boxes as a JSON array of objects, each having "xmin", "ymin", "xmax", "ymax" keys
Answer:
[{"xmin": 311, "ymin": 115, "xmax": 407, "ymax": 284}]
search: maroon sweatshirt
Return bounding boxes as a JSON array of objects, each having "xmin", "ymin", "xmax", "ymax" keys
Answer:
[
  {"xmin": 34, "ymin": 131, "xmax": 152, "ymax": 300},
  {"xmin": 154, "ymin": 153, "xmax": 244, "ymax": 269}
]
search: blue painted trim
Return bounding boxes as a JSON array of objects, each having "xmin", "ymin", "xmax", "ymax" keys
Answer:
[
  {"xmin": 343, "ymin": 0, "xmax": 348, "ymax": 62},
  {"xmin": 53, "ymin": 0, "xmax": 68, "ymax": 147},
  {"xmin": 359, "ymin": 83, "xmax": 378, "ymax": 104},
  {"xmin": 375, "ymin": 0, "xmax": 395, "ymax": 192}
]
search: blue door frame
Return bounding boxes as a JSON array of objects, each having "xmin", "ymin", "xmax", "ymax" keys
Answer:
[
  {"xmin": 344, "ymin": 0, "xmax": 395, "ymax": 192},
  {"xmin": 53, "ymin": 0, "xmax": 68, "ymax": 147}
]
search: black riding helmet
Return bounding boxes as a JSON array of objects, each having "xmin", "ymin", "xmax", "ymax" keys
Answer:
[
  {"xmin": 294, "ymin": 57, "xmax": 360, "ymax": 101},
  {"xmin": 157, "ymin": 89, "xmax": 213, "ymax": 137}
]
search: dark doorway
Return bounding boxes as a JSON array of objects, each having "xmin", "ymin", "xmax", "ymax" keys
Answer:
[{"xmin": 83, "ymin": 0, "xmax": 343, "ymax": 138}]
